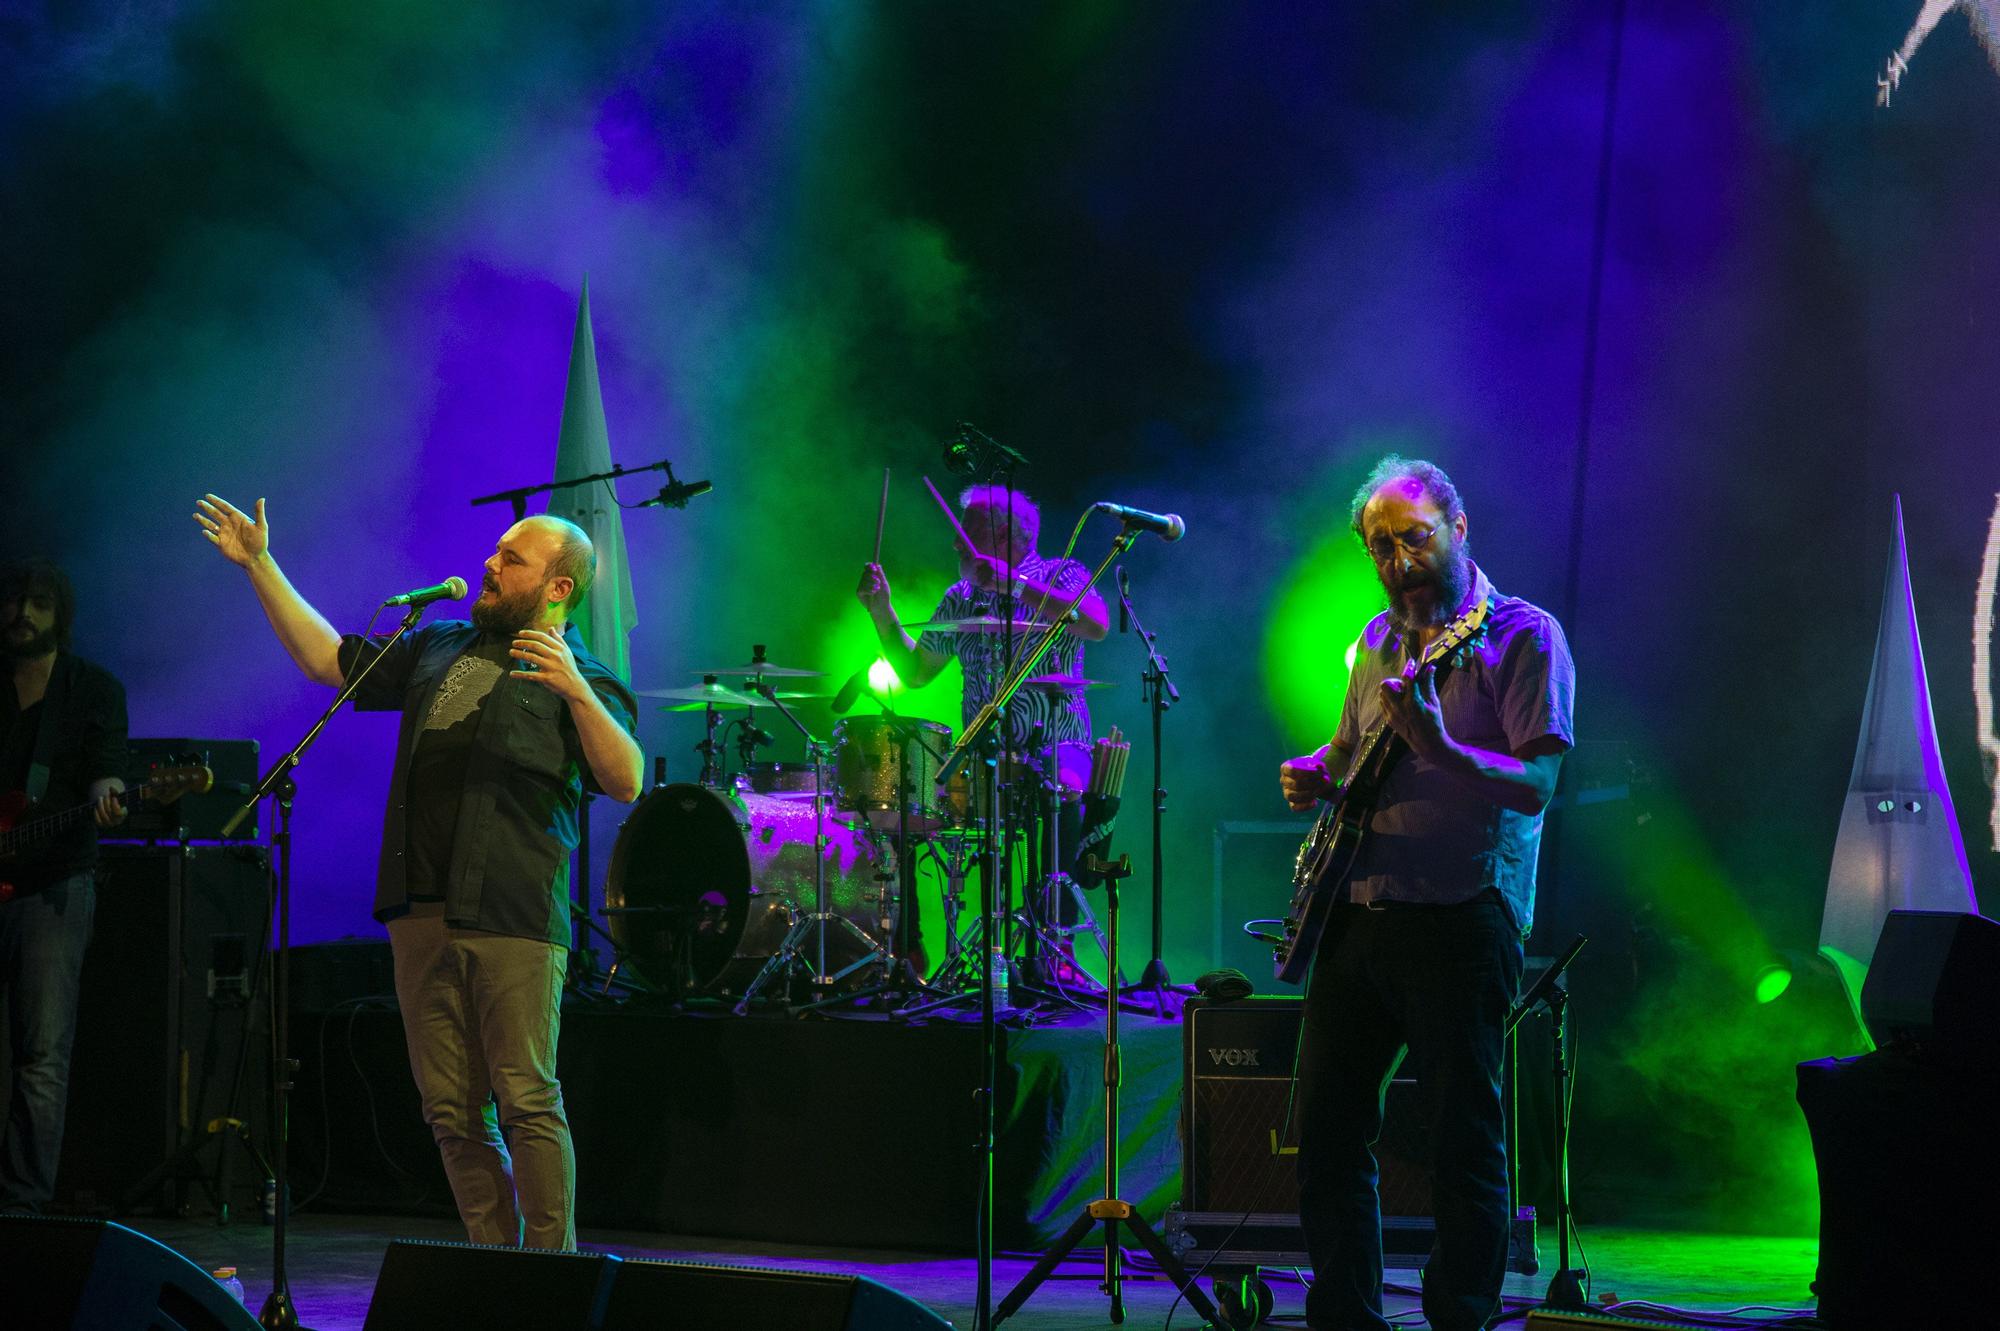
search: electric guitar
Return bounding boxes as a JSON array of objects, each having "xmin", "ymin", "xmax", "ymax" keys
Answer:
[
  {"xmin": 1272, "ymin": 599, "xmax": 1491, "ymax": 984},
  {"xmin": 0, "ymin": 764, "xmax": 215, "ymax": 897}
]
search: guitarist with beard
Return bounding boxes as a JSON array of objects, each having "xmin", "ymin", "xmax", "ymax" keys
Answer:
[
  {"xmin": 1276, "ymin": 459, "xmax": 1575, "ymax": 1331},
  {"xmin": 0, "ymin": 558, "xmax": 127, "ymax": 1214}
]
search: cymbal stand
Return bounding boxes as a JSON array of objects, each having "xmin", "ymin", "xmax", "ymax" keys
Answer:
[
  {"xmin": 801, "ymin": 702, "xmax": 948, "ymax": 1012},
  {"xmin": 731, "ymin": 680, "xmax": 888, "ymax": 1012},
  {"xmin": 694, "ymin": 693, "xmax": 724, "ymax": 787}
]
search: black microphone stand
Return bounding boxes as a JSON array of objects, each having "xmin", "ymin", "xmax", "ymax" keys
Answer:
[
  {"xmin": 1114, "ymin": 565, "xmax": 1191, "ymax": 1016},
  {"xmin": 219, "ymin": 601, "xmax": 430, "ymax": 1330},
  {"xmin": 1506, "ymin": 933, "xmax": 1589, "ymax": 1312},
  {"xmin": 940, "ymin": 521, "xmax": 1152, "ymax": 1331},
  {"xmin": 468, "ymin": 456, "xmax": 702, "ymax": 521}
]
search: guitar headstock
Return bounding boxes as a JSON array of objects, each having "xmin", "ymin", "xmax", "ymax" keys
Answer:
[
  {"xmin": 143, "ymin": 764, "xmax": 215, "ymax": 805},
  {"xmin": 1419, "ymin": 596, "xmax": 1492, "ymax": 672}
]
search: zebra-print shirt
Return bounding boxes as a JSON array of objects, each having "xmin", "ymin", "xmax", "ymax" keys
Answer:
[{"xmin": 916, "ymin": 553, "xmax": 1092, "ymax": 751}]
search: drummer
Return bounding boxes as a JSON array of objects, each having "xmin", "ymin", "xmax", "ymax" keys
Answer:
[{"xmin": 856, "ymin": 482, "xmax": 1109, "ymax": 764}]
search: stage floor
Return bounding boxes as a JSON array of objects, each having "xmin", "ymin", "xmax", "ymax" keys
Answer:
[{"xmin": 130, "ymin": 1211, "xmax": 1821, "ymax": 1329}]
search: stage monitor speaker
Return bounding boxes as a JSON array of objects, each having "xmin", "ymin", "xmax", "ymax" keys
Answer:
[
  {"xmin": 363, "ymin": 1239, "xmax": 621, "ymax": 1331},
  {"xmin": 603, "ymin": 1258, "xmax": 952, "ymax": 1331},
  {"xmin": 1860, "ymin": 909, "xmax": 2000, "ymax": 1064},
  {"xmin": 0, "ymin": 1215, "xmax": 260, "ymax": 1330}
]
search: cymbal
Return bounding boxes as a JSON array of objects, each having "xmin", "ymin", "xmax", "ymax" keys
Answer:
[
  {"xmin": 638, "ymin": 681, "xmax": 822, "ymax": 708},
  {"xmin": 686, "ymin": 660, "xmax": 826, "ymax": 678},
  {"xmin": 1021, "ymin": 674, "xmax": 1115, "ymax": 691},
  {"xmin": 907, "ymin": 616, "xmax": 1040, "ymax": 635}
]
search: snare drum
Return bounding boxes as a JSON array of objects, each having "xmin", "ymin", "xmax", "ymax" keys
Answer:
[{"xmin": 832, "ymin": 715, "xmax": 953, "ymax": 833}]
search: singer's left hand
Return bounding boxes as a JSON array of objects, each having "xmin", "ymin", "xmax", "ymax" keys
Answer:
[{"xmin": 512, "ymin": 628, "xmax": 587, "ymax": 704}]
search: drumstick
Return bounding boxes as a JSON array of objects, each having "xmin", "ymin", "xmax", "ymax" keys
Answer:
[
  {"xmin": 922, "ymin": 475, "xmax": 975, "ymax": 551},
  {"xmin": 872, "ymin": 467, "xmax": 890, "ymax": 565}
]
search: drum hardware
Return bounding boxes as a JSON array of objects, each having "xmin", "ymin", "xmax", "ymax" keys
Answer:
[
  {"xmin": 1020, "ymin": 673, "xmax": 1116, "ymax": 691},
  {"xmin": 797, "ymin": 700, "xmax": 956, "ymax": 1014},
  {"xmin": 905, "ymin": 614, "xmax": 1039, "ymax": 635},
  {"xmin": 686, "ymin": 643, "xmax": 827, "ymax": 678},
  {"xmin": 729, "ymin": 675, "xmax": 896, "ymax": 1013}
]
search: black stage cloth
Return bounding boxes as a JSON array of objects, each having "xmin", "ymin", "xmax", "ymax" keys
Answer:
[{"xmin": 292, "ymin": 1002, "xmax": 1183, "ymax": 1252}]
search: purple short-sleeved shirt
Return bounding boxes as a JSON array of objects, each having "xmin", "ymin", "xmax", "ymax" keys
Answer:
[{"xmin": 1330, "ymin": 565, "xmax": 1575, "ymax": 935}]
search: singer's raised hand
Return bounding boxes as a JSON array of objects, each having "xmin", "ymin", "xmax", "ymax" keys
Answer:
[{"xmin": 195, "ymin": 494, "xmax": 269, "ymax": 568}]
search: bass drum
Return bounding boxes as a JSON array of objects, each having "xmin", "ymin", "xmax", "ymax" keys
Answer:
[{"xmin": 604, "ymin": 782, "xmax": 890, "ymax": 997}]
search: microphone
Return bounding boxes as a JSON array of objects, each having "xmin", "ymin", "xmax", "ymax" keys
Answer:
[
  {"xmin": 640, "ymin": 478, "xmax": 714, "ymax": 509},
  {"xmin": 1116, "ymin": 565, "xmax": 1130, "ymax": 634},
  {"xmin": 382, "ymin": 576, "xmax": 468, "ymax": 607},
  {"xmin": 831, "ymin": 666, "xmax": 871, "ymax": 715},
  {"xmin": 1094, "ymin": 501, "xmax": 1185, "ymax": 542}
]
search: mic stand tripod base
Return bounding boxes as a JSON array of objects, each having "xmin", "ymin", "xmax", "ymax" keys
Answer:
[{"xmin": 993, "ymin": 1200, "xmax": 1223, "ymax": 1328}]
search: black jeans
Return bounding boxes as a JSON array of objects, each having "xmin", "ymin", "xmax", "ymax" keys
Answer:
[
  {"xmin": 0, "ymin": 872, "xmax": 95, "ymax": 1212},
  {"xmin": 1294, "ymin": 896, "xmax": 1522, "ymax": 1331}
]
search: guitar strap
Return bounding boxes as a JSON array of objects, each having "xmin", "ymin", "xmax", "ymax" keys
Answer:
[{"xmin": 23, "ymin": 655, "xmax": 67, "ymax": 805}]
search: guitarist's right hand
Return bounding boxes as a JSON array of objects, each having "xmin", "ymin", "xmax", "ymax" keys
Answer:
[
  {"xmin": 1280, "ymin": 753, "xmax": 1331, "ymax": 811},
  {"xmin": 195, "ymin": 494, "xmax": 270, "ymax": 569}
]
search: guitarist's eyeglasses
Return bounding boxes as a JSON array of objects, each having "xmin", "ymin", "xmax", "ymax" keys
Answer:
[{"xmin": 1366, "ymin": 520, "xmax": 1443, "ymax": 565}]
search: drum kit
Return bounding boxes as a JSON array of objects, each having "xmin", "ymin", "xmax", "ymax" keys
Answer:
[{"xmin": 601, "ymin": 642, "xmax": 1126, "ymax": 1012}]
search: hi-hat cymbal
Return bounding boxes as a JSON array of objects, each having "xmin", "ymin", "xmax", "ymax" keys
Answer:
[
  {"xmin": 687, "ymin": 660, "xmax": 826, "ymax": 678},
  {"xmin": 907, "ymin": 615, "xmax": 1040, "ymax": 635},
  {"xmin": 1021, "ymin": 674, "xmax": 1115, "ymax": 691}
]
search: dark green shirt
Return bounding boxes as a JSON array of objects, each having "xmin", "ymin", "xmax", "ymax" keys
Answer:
[{"xmin": 338, "ymin": 621, "xmax": 638, "ymax": 945}]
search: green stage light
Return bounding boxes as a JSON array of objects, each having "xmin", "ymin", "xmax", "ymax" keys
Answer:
[
  {"xmin": 868, "ymin": 657, "xmax": 901, "ymax": 692},
  {"xmin": 1261, "ymin": 533, "xmax": 1384, "ymax": 748},
  {"xmin": 1753, "ymin": 964, "xmax": 1793, "ymax": 1004}
]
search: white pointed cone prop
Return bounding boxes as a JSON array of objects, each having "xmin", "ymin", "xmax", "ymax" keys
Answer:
[
  {"xmin": 1820, "ymin": 495, "xmax": 1978, "ymax": 1025},
  {"xmin": 546, "ymin": 279, "xmax": 638, "ymax": 682}
]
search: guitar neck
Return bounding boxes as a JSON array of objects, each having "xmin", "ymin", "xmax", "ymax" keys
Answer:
[{"xmin": 0, "ymin": 778, "xmax": 160, "ymax": 855}]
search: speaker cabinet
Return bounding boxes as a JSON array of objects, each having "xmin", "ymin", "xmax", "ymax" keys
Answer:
[
  {"xmin": 48, "ymin": 843, "xmax": 269, "ymax": 1215},
  {"xmin": 364, "ymin": 1240, "xmax": 621, "ymax": 1331},
  {"xmin": 1861, "ymin": 909, "xmax": 2000, "ymax": 1065},
  {"xmin": 603, "ymin": 1259, "xmax": 952, "ymax": 1331},
  {"xmin": 1177, "ymin": 996, "xmax": 1541, "ymax": 1272},
  {"xmin": 359, "ymin": 1242, "xmax": 952, "ymax": 1331},
  {"xmin": 0, "ymin": 1215, "xmax": 260, "ymax": 1330}
]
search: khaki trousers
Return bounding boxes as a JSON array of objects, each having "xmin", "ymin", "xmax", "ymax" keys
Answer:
[{"xmin": 387, "ymin": 907, "xmax": 574, "ymax": 1249}]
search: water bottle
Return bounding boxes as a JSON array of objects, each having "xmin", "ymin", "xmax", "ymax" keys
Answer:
[
  {"xmin": 261, "ymin": 1175, "xmax": 282, "ymax": 1225},
  {"xmin": 211, "ymin": 1267, "xmax": 246, "ymax": 1304},
  {"xmin": 988, "ymin": 947, "xmax": 1011, "ymax": 1011}
]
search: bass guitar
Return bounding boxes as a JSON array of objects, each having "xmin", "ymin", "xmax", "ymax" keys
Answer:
[
  {"xmin": 0, "ymin": 764, "xmax": 214, "ymax": 900},
  {"xmin": 1272, "ymin": 599, "xmax": 1491, "ymax": 983}
]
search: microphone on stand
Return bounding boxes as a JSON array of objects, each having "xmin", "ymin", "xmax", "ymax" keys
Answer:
[
  {"xmin": 381, "ymin": 576, "xmax": 468, "ymax": 607},
  {"xmin": 1116, "ymin": 565, "xmax": 1130, "ymax": 634},
  {"xmin": 1093, "ymin": 501, "xmax": 1185, "ymax": 543},
  {"xmin": 639, "ymin": 477, "xmax": 714, "ymax": 509},
  {"xmin": 830, "ymin": 666, "xmax": 872, "ymax": 715}
]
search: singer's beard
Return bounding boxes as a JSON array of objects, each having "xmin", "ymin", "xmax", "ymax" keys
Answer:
[
  {"xmin": 471, "ymin": 581, "xmax": 546, "ymax": 635},
  {"xmin": 1383, "ymin": 545, "xmax": 1473, "ymax": 638}
]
